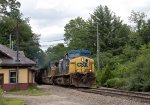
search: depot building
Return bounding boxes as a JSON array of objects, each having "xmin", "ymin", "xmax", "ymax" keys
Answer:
[{"xmin": 0, "ymin": 44, "xmax": 36, "ymax": 91}]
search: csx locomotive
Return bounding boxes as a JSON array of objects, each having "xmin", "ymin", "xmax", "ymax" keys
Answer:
[{"xmin": 36, "ymin": 50, "xmax": 96, "ymax": 88}]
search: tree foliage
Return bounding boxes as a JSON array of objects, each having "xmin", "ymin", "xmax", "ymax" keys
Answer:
[
  {"xmin": 46, "ymin": 43, "xmax": 67, "ymax": 61},
  {"xmin": 101, "ymin": 11, "xmax": 150, "ymax": 91},
  {"xmin": 91, "ymin": 6, "xmax": 130, "ymax": 54},
  {"xmin": 128, "ymin": 10, "xmax": 146, "ymax": 31},
  {"xmin": 0, "ymin": 0, "xmax": 21, "ymax": 18},
  {"xmin": 64, "ymin": 17, "xmax": 89, "ymax": 50},
  {"xmin": 64, "ymin": 5, "xmax": 130, "ymax": 55},
  {"xmin": 0, "ymin": 0, "xmax": 47, "ymax": 67},
  {"xmin": 2, "ymin": 1, "xmax": 148, "ymax": 91},
  {"xmin": 140, "ymin": 19, "xmax": 150, "ymax": 44},
  {"xmin": 63, "ymin": 6, "xmax": 150, "ymax": 91}
]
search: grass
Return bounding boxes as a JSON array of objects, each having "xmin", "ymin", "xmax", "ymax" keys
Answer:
[
  {"xmin": 1, "ymin": 86, "xmax": 49, "ymax": 105},
  {"xmin": 1, "ymin": 86, "xmax": 48, "ymax": 105},
  {"xmin": 0, "ymin": 98, "xmax": 25, "ymax": 105},
  {"xmin": 1, "ymin": 88, "xmax": 25, "ymax": 105},
  {"xmin": 7, "ymin": 86, "xmax": 49, "ymax": 96}
]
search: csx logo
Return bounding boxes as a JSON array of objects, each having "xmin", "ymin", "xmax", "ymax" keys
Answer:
[{"xmin": 77, "ymin": 62, "xmax": 88, "ymax": 67}]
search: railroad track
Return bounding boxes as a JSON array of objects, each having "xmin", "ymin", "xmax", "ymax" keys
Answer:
[{"xmin": 77, "ymin": 87, "xmax": 150, "ymax": 104}]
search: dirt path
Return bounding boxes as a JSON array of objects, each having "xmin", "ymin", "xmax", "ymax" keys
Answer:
[
  {"xmin": 5, "ymin": 94, "xmax": 78, "ymax": 105},
  {"xmin": 4, "ymin": 85, "xmax": 150, "ymax": 105}
]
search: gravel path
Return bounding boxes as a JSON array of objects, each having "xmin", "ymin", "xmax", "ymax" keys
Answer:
[{"xmin": 4, "ymin": 85, "xmax": 150, "ymax": 105}]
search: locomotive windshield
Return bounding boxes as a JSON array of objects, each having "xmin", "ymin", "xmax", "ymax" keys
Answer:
[{"xmin": 68, "ymin": 50, "xmax": 92, "ymax": 59}]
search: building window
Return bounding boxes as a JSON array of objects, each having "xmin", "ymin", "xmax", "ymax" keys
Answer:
[{"xmin": 10, "ymin": 71, "xmax": 17, "ymax": 83}]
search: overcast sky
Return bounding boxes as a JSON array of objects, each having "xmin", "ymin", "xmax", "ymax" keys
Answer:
[{"xmin": 19, "ymin": 0, "xmax": 150, "ymax": 51}]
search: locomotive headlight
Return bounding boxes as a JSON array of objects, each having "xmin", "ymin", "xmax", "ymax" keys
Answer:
[{"xmin": 81, "ymin": 58, "xmax": 84, "ymax": 62}]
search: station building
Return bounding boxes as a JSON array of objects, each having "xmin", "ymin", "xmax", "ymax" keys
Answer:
[{"xmin": 0, "ymin": 44, "xmax": 36, "ymax": 91}]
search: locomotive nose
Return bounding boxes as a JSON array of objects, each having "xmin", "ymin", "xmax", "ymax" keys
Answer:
[
  {"xmin": 69, "ymin": 56, "xmax": 94, "ymax": 74},
  {"xmin": 75, "ymin": 57, "xmax": 92, "ymax": 73}
]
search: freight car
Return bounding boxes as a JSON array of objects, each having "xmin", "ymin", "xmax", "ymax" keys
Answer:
[{"xmin": 36, "ymin": 50, "xmax": 96, "ymax": 88}]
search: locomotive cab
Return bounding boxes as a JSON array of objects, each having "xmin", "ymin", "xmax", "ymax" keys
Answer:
[
  {"xmin": 58, "ymin": 50, "xmax": 95, "ymax": 87},
  {"xmin": 59, "ymin": 50, "xmax": 94, "ymax": 74},
  {"xmin": 68, "ymin": 50, "xmax": 94, "ymax": 74}
]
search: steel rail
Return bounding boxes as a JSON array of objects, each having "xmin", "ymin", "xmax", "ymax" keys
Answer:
[{"xmin": 77, "ymin": 88, "xmax": 150, "ymax": 104}]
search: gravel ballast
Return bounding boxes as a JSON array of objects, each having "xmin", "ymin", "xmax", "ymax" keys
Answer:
[{"xmin": 5, "ymin": 85, "xmax": 150, "ymax": 105}]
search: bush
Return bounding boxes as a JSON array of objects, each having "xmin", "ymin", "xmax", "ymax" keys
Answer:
[
  {"xmin": 100, "ymin": 66, "xmax": 112, "ymax": 85},
  {"xmin": 122, "ymin": 44, "xmax": 138, "ymax": 61},
  {"xmin": 105, "ymin": 78, "xmax": 127, "ymax": 88},
  {"xmin": 125, "ymin": 50, "xmax": 150, "ymax": 91},
  {"xmin": 0, "ymin": 88, "xmax": 5, "ymax": 105},
  {"xmin": 100, "ymin": 52, "xmax": 113, "ymax": 68},
  {"xmin": 112, "ymin": 60, "xmax": 135, "ymax": 77},
  {"xmin": 142, "ymin": 84, "xmax": 150, "ymax": 91},
  {"xmin": 95, "ymin": 70, "xmax": 103, "ymax": 87},
  {"xmin": 96, "ymin": 43, "xmax": 150, "ymax": 91},
  {"xmin": 127, "ymin": 78, "xmax": 143, "ymax": 91}
]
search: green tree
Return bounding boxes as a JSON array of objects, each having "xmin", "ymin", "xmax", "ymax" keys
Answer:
[
  {"xmin": 0, "ymin": 16, "xmax": 16, "ymax": 45},
  {"xmin": 128, "ymin": 11, "xmax": 149, "ymax": 47},
  {"xmin": 46, "ymin": 43, "xmax": 67, "ymax": 61},
  {"xmin": 64, "ymin": 5, "xmax": 130, "ymax": 55},
  {"xmin": 90, "ymin": 5, "xmax": 130, "ymax": 55},
  {"xmin": 64, "ymin": 17, "xmax": 89, "ymax": 50},
  {"xmin": 128, "ymin": 32, "xmax": 143, "ymax": 49},
  {"xmin": 140, "ymin": 19, "xmax": 150, "ymax": 44},
  {"xmin": 0, "ymin": 0, "xmax": 21, "ymax": 18},
  {"xmin": 128, "ymin": 10, "xmax": 146, "ymax": 31},
  {"xmin": 0, "ymin": 0, "xmax": 46, "ymax": 67},
  {"xmin": 126, "ymin": 44, "xmax": 150, "ymax": 91}
]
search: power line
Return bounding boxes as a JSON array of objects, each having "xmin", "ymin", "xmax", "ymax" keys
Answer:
[
  {"xmin": 40, "ymin": 39, "xmax": 64, "ymax": 43},
  {"xmin": 40, "ymin": 39, "xmax": 65, "ymax": 47}
]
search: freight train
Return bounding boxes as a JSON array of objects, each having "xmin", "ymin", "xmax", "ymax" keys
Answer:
[{"xmin": 35, "ymin": 50, "xmax": 96, "ymax": 88}]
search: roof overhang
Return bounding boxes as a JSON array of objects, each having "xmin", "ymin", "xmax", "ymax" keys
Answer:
[
  {"xmin": 0, "ymin": 64, "xmax": 35, "ymax": 67},
  {"xmin": 0, "ymin": 50, "xmax": 13, "ymax": 59}
]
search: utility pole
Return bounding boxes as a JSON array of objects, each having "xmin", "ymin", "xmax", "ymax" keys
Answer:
[
  {"xmin": 12, "ymin": 41, "xmax": 14, "ymax": 50},
  {"xmin": 9, "ymin": 34, "xmax": 12, "ymax": 49},
  {"xmin": 16, "ymin": 19, "xmax": 19, "ymax": 62},
  {"xmin": 16, "ymin": 18, "xmax": 20, "ymax": 84},
  {"xmin": 97, "ymin": 22, "xmax": 100, "ymax": 70}
]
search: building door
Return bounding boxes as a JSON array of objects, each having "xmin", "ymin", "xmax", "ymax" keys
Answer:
[{"xmin": 0, "ymin": 74, "xmax": 4, "ymax": 88}]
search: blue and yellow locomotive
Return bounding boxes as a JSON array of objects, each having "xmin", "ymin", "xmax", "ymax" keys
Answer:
[{"xmin": 37, "ymin": 50, "xmax": 96, "ymax": 88}]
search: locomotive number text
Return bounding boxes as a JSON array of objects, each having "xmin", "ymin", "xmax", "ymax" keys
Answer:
[{"xmin": 77, "ymin": 62, "xmax": 88, "ymax": 67}]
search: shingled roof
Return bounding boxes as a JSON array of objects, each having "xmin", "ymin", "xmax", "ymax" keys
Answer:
[{"xmin": 0, "ymin": 44, "xmax": 36, "ymax": 66}]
